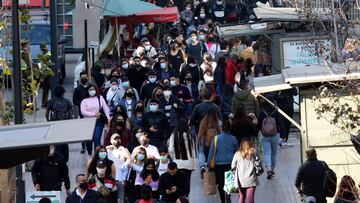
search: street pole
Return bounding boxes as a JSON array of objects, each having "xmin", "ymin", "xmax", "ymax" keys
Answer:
[
  {"xmin": 331, "ymin": 0, "xmax": 341, "ymax": 62},
  {"xmin": 50, "ymin": 0, "xmax": 59, "ymax": 95},
  {"xmin": 91, "ymin": 48, "xmax": 95, "ymax": 68},
  {"xmin": 12, "ymin": 0, "xmax": 25, "ymax": 202},
  {"xmin": 84, "ymin": 20, "xmax": 89, "ymax": 76}
]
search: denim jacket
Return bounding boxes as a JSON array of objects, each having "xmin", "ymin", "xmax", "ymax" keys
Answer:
[{"xmin": 207, "ymin": 132, "xmax": 239, "ymax": 165}]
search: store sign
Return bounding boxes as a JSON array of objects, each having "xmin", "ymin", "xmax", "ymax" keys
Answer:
[
  {"xmin": 26, "ymin": 191, "xmax": 61, "ymax": 203},
  {"xmin": 282, "ymin": 39, "xmax": 332, "ymax": 68}
]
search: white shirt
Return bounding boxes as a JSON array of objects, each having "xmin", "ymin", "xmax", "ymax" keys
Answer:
[
  {"xmin": 132, "ymin": 145, "xmax": 160, "ymax": 160},
  {"xmin": 107, "ymin": 146, "xmax": 130, "ymax": 181},
  {"xmin": 158, "ymin": 161, "xmax": 169, "ymax": 176}
]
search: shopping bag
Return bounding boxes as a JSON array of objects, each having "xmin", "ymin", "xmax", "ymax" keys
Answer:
[
  {"xmin": 224, "ymin": 170, "xmax": 238, "ymax": 195},
  {"xmin": 203, "ymin": 170, "xmax": 217, "ymax": 195}
]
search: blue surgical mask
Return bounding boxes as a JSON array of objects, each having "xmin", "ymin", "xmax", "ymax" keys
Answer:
[
  {"xmin": 137, "ymin": 154, "xmax": 145, "ymax": 161},
  {"xmin": 121, "ymin": 81, "xmax": 129, "ymax": 88},
  {"xmin": 160, "ymin": 63, "xmax": 167, "ymax": 69},
  {"xmin": 149, "ymin": 104, "xmax": 158, "ymax": 112},
  {"xmin": 160, "ymin": 155, "xmax": 168, "ymax": 162},
  {"xmin": 98, "ymin": 152, "xmax": 107, "ymax": 160},
  {"xmin": 199, "ymin": 34, "xmax": 205, "ymax": 41},
  {"xmin": 170, "ymin": 80, "xmax": 176, "ymax": 87},
  {"xmin": 148, "ymin": 77, "xmax": 156, "ymax": 83},
  {"xmin": 122, "ymin": 63, "xmax": 129, "ymax": 69}
]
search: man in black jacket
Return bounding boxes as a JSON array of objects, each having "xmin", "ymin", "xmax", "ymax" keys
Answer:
[
  {"xmin": 66, "ymin": 174, "xmax": 99, "ymax": 203},
  {"xmin": 158, "ymin": 162, "xmax": 189, "ymax": 203},
  {"xmin": 295, "ymin": 148, "xmax": 328, "ymax": 203},
  {"xmin": 140, "ymin": 70, "xmax": 161, "ymax": 105},
  {"xmin": 128, "ymin": 56, "xmax": 149, "ymax": 93},
  {"xmin": 31, "ymin": 145, "xmax": 70, "ymax": 194}
]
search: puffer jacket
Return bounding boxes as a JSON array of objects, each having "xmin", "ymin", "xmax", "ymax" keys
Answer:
[{"xmin": 231, "ymin": 89, "xmax": 259, "ymax": 116}]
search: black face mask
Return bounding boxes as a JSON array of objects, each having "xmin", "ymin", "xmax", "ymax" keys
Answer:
[
  {"xmin": 126, "ymin": 92, "xmax": 134, "ymax": 97},
  {"xmin": 79, "ymin": 182, "xmax": 88, "ymax": 190},
  {"xmin": 112, "ymin": 75, "xmax": 120, "ymax": 79},
  {"xmin": 186, "ymin": 78, "xmax": 192, "ymax": 82},
  {"xmin": 117, "ymin": 121, "xmax": 124, "ymax": 126},
  {"xmin": 156, "ymin": 94, "xmax": 163, "ymax": 99},
  {"xmin": 136, "ymin": 106, "xmax": 144, "ymax": 112},
  {"xmin": 80, "ymin": 78, "xmax": 88, "ymax": 85}
]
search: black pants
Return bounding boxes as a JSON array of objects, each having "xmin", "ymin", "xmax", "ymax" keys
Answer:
[
  {"xmin": 41, "ymin": 77, "xmax": 50, "ymax": 106},
  {"xmin": 215, "ymin": 164, "xmax": 232, "ymax": 203},
  {"xmin": 179, "ymin": 169, "xmax": 192, "ymax": 196},
  {"xmin": 280, "ymin": 106, "xmax": 294, "ymax": 141}
]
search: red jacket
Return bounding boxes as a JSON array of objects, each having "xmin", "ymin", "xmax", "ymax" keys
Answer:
[{"xmin": 225, "ymin": 59, "xmax": 237, "ymax": 85}]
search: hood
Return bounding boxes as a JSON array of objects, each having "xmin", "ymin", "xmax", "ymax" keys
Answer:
[{"xmin": 234, "ymin": 89, "xmax": 251, "ymax": 100}]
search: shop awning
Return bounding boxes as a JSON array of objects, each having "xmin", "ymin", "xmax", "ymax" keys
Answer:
[
  {"xmin": 253, "ymin": 7, "xmax": 331, "ymax": 22},
  {"xmin": 2, "ymin": 0, "xmax": 49, "ymax": 7},
  {"xmin": 103, "ymin": 0, "xmax": 161, "ymax": 16},
  {"xmin": 109, "ymin": 7, "xmax": 180, "ymax": 25},
  {"xmin": 217, "ymin": 22, "xmax": 284, "ymax": 38}
]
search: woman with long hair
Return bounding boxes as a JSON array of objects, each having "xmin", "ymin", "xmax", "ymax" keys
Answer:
[
  {"xmin": 85, "ymin": 145, "xmax": 116, "ymax": 178},
  {"xmin": 130, "ymin": 100, "xmax": 145, "ymax": 131},
  {"xmin": 334, "ymin": 175, "xmax": 360, "ymax": 203},
  {"xmin": 104, "ymin": 113, "xmax": 131, "ymax": 147},
  {"xmin": 135, "ymin": 159, "xmax": 160, "ymax": 199},
  {"xmin": 119, "ymin": 87, "xmax": 138, "ymax": 118},
  {"xmin": 231, "ymin": 138, "xmax": 259, "ymax": 203},
  {"xmin": 168, "ymin": 119, "xmax": 197, "ymax": 194},
  {"xmin": 81, "ymin": 83, "xmax": 110, "ymax": 155},
  {"xmin": 230, "ymin": 104, "xmax": 258, "ymax": 144}
]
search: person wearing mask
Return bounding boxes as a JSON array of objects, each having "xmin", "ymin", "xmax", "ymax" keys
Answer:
[
  {"xmin": 104, "ymin": 78, "xmax": 122, "ymax": 113},
  {"xmin": 73, "ymin": 71, "xmax": 88, "ymax": 153},
  {"xmin": 169, "ymin": 73, "xmax": 192, "ymax": 116},
  {"xmin": 158, "ymin": 162, "xmax": 190, "ymax": 202},
  {"xmin": 295, "ymin": 148, "xmax": 329, "ymax": 203},
  {"xmin": 334, "ymin": 175, "xmax": 360, "ymax": 203},
  {"xmin": 231, "ymin": 80, "xmax": 260, "ymax": 116},
  {"xmin": 156, "ymin": 57, "xmax": 176, "ymax": 81},
  {"xmin": 180, "ymin": 3, "xmax": 194, "ymax": 29},
  {"xmin": 142, "ymin": 99, "xmax": 170, "ymax": 149},
  {"xmin": 186, "ymin": 31, "xmax": 204, "ymax": 65},
  {"xmin": 231, "ymin": 138, "xmax": 259, "ymax": 203},
  {"xmin": 88, "ymin": 160, "xmax": 118, "ymax": 202},
  {"xmin": 205, "ymin": 19, "xmax": 217, "ymax": 34},
  {"xmin": 198, "ymin": 29, "xmax": 209, "ymax": 52},
  {"xmin": 225, "ymin": 53, "xmax": 239, "ymax": 86},
  {"xmin": 200, "ymin": 53, "xmax": 217, "ymax": 84},
  {"xmin": 105, "ymin": 69, "xmax": 122, "ymax": 89},
  {"xmin": 158, "ymin": 147, "xmax": 170, "ymax": 176},
  {"xmin": 119, "ymin": 87, "xmax": 138, "ymax": 119},
  {"xmin": 132, "ymin": 132, "xmax": 160, "ymax": 160},
  {"xmin": 207, "ymin": 120, "xmax": 238, "ymax": 203},
  {"xmin": 194, "ymin": 3, "xmax": 211, "ymax": 25},
  {"xmin": 136, "ymin": 184, "xmax": 157, "ymax": 203},
  {"xmin": 180, "ymin": 55, "xmax": 204, "ymax": 85},
  {"xmin": 80, "ymin": 84, "xmax": 110, "ymax": 155},
  {"xmin": 257, "ymin": 99, "xmax": 285, "ymax": 179},
  {"xmin": 104, "ymin": 113, "xmax": 131, "ymax": 147},
  {"xmin": 119, "ymin": 58, "xmax": 130, "ymax": 75},
  {"xmin": 214, "ymin": 56, "xmax": 227, "ymax": 97},
  {"xmin": 65, "ymin": 174, "xmax": 99, "ymax": 203},
  {"xmin": 159, "ymin": 85, "xmax": 185, "ymax": 130},
  {"xmin": 204, "ymin": 34, "xmax": 221, "ymax": 59},
  {"xmin": 135, "ymin": 159, "xmax": 160, "ymax": 199},
  {"xmin": 140, "ymin": 70, "xmax": 161, "ymax": 105},
  {"xmin": 141, "ymin": 37, "xmax": 158, "ymax": 59},
  {"xmin": 183, "ymin": 72, "xmax": 199, "ymax": 105},
  {"xmin": 128, "ymin": 56, "xmax": 149, "ymax": 93},
  {"xmin": 190, "ymin": 88, "xmax": 221, "ymax": 132},
  {"xmin": 91, "ymin": 64, "xmax": 105, "ymax": 90},
  {"xmin": 211, "ymin": 0, "xmax": 227, "ymax": 24},
  {"xmin": 85, "ymin": 145, "xmax": 116, "ymax": 178},
  {"xmin": 168, "ymin": 119, "xmax": 197, "ymax": 195},
  {"xmin": 31, "ymin": 145, "xmax": 71, "ymax": 195},
  {"xmin": 39, "ymin": 43, "xmax": 51, "ymax": 107},
  {"xmin": 119, "ymin": 75, "xmax": 140, "ymax": 100},
  {"xmin": 167, "ymin": 40, "xmax": 186, "ymax": 73},
  {"xmin": 131, "ymin": 101, "xmax": 145, "ymax": 131},
  {"xmin": 106, "ymin": 133, "xmax": 131, "ymax": 203}
]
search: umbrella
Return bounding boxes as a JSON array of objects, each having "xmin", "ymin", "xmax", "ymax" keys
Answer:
[{"xmin": 103, "ymin": 0, "xmax": 161, "ymax": 16}]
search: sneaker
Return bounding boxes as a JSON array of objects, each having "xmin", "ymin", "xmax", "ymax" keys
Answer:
[
  {"xmin": 282, "ymin": 142, "xmax": 287, "ymax": 148},
  {"xmin": 267, "ymin": 171, "xmax": 272, "ymax": 179},
  {"xmin": 279, "ymin": 140, "xmax": 283, "ymax": 147},
  {"xmin": 80, "ymin": 148, "xmax": 85, "ymax": 154},
  {"xmin": 200, "ymin": 167, "xmax": 206, "ymax": 179},
  {"xmin": 271, "ymin": 171, "xmax": 275, "ymax": 177}
]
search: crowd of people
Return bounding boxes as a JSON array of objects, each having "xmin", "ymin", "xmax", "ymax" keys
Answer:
[{"xmin": 30, "ymin": 0, "xmax": 360, "ymax": 203}]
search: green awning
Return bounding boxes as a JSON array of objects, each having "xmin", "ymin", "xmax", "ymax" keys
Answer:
[{"xmin": 103, "ymin": 0, "xmax": 161, "ymax": 16}]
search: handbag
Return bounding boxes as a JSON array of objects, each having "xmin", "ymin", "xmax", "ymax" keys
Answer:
[
  {"xmin": 209, "ymin": 136, "xmax": 218, "ymax": 169},
  {"xmin": 203, "ymin": 169, "xmax": 217, "ymax": 195},
  {"xmin": 224, "ymin": 169, "xmax": 238, "ymax": 195},
  {"xmin": 253, "ymin": 152, "xmax": 264, "ymax": 176},
  {"xmin": 98, "ymin": 96, "xmax": 108, "ymax": 124}
]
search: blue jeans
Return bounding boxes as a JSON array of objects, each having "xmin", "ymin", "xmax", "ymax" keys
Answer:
[
  {"xmin": 86, "ymin": 119, "xmax": 104, "ymax": 155},
  {"xmin": 261, "ymin": 134, "xmax": 279, "ymax": 170},
  {"xmin": 116, "ymin": 181, "xmax": 125, "ymax": 203}
]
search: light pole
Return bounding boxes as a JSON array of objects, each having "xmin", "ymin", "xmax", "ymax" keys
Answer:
[{"xmin": 50, "ymin": 0, "xmax": 59, "ymax": 94}]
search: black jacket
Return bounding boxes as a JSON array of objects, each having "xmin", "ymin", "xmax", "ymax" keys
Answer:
[
  {"xmin": 72, "ymin": 84, "xmax": 87, "ymax": 117},
  {"xmin": 295, "ymin": 159, "xmax": 327, "ymax": 202},
  {"xmin": 142, "ymin": 111, "xmax": 170, "ymax": 148},
  {"xmin": 140, "ymin": 81, "xmax": 161, "ymax": 105},
  {"xmin": 65, "ymin": 189, "xmax": 99, "ymax": 203},
  {"xmin": 128, "ymin": 65, "xmax": 149, "ymax": 93},
  {"xmin": 158, "ymin": 171, "xmax": 189, "ymax": 203},
  {"xmin": 190, "ymin": 101, "xmax": 221, "ymax": 129},
  {"xmin": 31, "ymin": 153, "xmax": 70, "ymax": 191}
]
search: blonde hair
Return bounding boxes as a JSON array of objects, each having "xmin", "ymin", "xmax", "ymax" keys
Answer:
[{"xmin": 239, "ymin": 138, "xmax": 255, "ymax": 160}]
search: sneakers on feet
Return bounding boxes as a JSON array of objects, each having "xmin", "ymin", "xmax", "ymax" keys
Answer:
[
  {"xmin": 200, "ymin": 167, "xmax": 206, "ymax": 179},
  {"xmin": 267, "ymin": 171, "xmax": 272, "ymax": 179},
  {"xmin": 80, "ymin": 148, "xmax": 85, "ymax": 154}
]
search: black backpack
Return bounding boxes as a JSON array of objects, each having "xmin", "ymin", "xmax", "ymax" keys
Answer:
[
  {"xmin": 50, "ymin": 98, "xmax": 72, "ymax": 121},
  {"xmin": 322, "ymin": 161, "xmax": 337, "ymax": 197}
]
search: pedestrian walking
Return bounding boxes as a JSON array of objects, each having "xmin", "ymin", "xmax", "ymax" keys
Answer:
[{"xmin": 65, "ymin": 174, "xmax": 99, "ymax": 203}]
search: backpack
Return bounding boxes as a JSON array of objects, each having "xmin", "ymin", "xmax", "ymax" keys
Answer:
[
  {"xmin": 50, "ymin": 98, "xmax": 72, "ymax": 121},
  {"xmin": 261, "ymin": 110, "xmax": 277, "ymax": 136},
  {"xmin": 322, "ymin": 161, "xmax": 337, "ymax": 197}
]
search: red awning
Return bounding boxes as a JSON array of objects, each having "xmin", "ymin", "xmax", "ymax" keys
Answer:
[
  {"xmin": 110, "ymin": 7, "xmax": 179, "ymax": 25},
  {"xmin": 2, "ymin": 0, "xmax": 49, "ymax": 7}
]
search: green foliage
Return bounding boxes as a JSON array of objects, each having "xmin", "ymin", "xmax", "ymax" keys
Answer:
[{"xmin": 0, "ymin": 101, "xmax": 14, "ymax": 125}]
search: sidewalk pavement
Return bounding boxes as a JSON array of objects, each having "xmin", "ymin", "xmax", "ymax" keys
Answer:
[{"xmin": 23, "ymin": 63, "xmax": 302, "ymax": 202}]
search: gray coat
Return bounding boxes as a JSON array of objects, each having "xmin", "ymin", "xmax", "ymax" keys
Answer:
[{"xmin": 231, "ymin": 151, "xmax": 259, "ymax": 188}]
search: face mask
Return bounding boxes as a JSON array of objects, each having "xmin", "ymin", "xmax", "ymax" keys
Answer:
[
  {"xmin": 149, "ymin": 104, "xmax": 158, "ymax": 112},
  {"xmin": 144, "ymin": 45, "xmax": 151, "ymax": 51},
  {"xmin": 111, "ymin": 85, "xmax": 118, "ymax": 90},
  {"xmin": 88, "ymin": 90, "xmax": 96, "ymax": 97},
  {"xmin": 203, "ymin": 0, "xmax": 208, "ymax": 2},
  {"xmin": 216, "ymin": 0, "xmax": 222, "ymax": 5},
  {"xmin": 112, "ymin": 75, "xmax": 120, "ymax": 79},
  {"xmin": 191, "ymin": 36, "xmax": 197, "ymax": 41},
  {"xmin": 121, "ymin": 81, "xmax": 129, "ymax": 88},
  {"xmin": 136, "ymin": 106, "xmax": 144, "ymax": 112},
  {"xmin": 186, "ymin": 78, "xmax": 192, "ymax": 82},
  {"xmin": 163, "ymin": 90, "xmax": 171, "ymax": 97},
  {"xmin": 160, "ymin": 63, "xmax": 167, "ymax": 69},
  {"xmin": 99, "ymin": 152, "xmax": 107, "ymax": 160},
  {"xmin": 199, "ymin": 34, "xmax": 206, "ymax": 41},
  {"xmin": 126, "ymin": 92, "xmax": 133, "ymax": 97},
  {"xmin": 200, "ymin": 13, "xmax": 206, "ymax": 19},
  {"xmin": 148, "ymin": 77, "xmax": 156, "ymax": 83},
  {"xmin": 156, "ymin": 94, "xmax": 163, "ymax": 99},
  {"xmin": 117, "ymin": 121, "xmax": 124, "ymax": 126},
  {"xmin": 170, "ymin": 80, "xmax": 176, "ymax": 87},
  {"xmin": 189, "ymin": 63, "xmax": 196, "ymax": 67},
  {"xmin": 79, "ymin": 182, "xmax": 88, "ymax": 190},
  {"xmin": 122, "ymin": 63, "xmax": 129, "ymax": 69},
  {"xmin": 96, "ymin": 167, "xmax": 106, "ymax": 175},
  {"xmin": 160, "ymin": 155, "xmax": 168, "ymax": 162},
  {"xmin": 137, "ymin": 154, "xmax": 145, "ymax": 161},
  {"xmin": 186, "ymin": 6, "xmax": 191, "ymax": 11},
  {"xmin": 80, "ymin": 78, "xmax": 88, "ymax": 85}
]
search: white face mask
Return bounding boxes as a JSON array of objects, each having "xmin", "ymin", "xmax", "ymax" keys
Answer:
[
  {"xmin": 163, "ymin": 90, "xmax": 171, "ymax": 97},
  {"xmin": 111, "ymin": 85, "xmax": 118, "ymax": 90},
  {"xmin": 144, "ymin": 45, "xmax": 151, "ymax": 51},
  {"xmin": 122, "ymin": 63, "xmax": 129, "ymax": 69},
  {"xmin": 88, "ymin": 90, "xmax": 96, "ymax": 97},
  {"xmin": 96, "ymin": 167, "xmax": 106, "ymax": 176}
]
